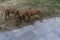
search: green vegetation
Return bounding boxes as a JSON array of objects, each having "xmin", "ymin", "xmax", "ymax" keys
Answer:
[
  {"xmin": 0, "ymin": 0, "xmax": 6, "ymax": 2},
  {"xmin": 0, "ymin": 0, "xmax": 60, "ymax": 16},
  {"xmin": 0, "ymin": 0, "xmax": 11, "ymax": 2}
]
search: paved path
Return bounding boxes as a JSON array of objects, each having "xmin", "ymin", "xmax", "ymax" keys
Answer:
[{"xmin": 0, "ymin": 17, "xmax": 60, "ymax": 40}]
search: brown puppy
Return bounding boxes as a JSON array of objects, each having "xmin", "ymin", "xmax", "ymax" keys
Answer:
[
  {"xmin": 23, "ymin": 9, "xmax": 44, "ymax": 22},
  {"xmin": 3, "ymin": 8, "xmax": 22, "ymax": 26},
  {"xmin": 3, "ymin": 8, "xmax": 20, "ymax": 21}
]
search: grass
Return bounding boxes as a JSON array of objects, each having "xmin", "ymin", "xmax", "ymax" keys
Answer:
[
  {"xmin": 3, "ymin": 0, "xmax": 59, "ymax": 15},
  {"xmin": 12, "ymin": 0, "xmax": 60, "ymax": 15}
]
